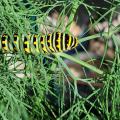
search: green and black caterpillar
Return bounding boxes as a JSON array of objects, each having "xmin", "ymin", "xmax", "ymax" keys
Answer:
[{"xmin": 0, "ymin": 32, "xmax": 79, "ymax": 54}]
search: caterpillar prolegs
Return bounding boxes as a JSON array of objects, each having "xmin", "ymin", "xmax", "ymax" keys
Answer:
[{"xmin": 1, "ymin": 32, "xmax": 79, "ymax": 54}]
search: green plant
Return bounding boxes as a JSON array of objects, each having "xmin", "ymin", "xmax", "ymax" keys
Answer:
[{"xmin": 0, "ymin": 0, "xmax": 120, "ymax": 120}]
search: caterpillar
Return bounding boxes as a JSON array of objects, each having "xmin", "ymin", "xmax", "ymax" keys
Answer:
[{"xmin": 0, "ymin": 32, "xmax": 78, "ymax": 54}]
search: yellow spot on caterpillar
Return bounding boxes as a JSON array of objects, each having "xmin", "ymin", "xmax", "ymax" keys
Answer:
[
  {"xmin": 25, "ymin": 48, "xmax": 30, "ymax": 53},
  {"xmin": 67, "ymin": 44, "xmax": 69, "ymax": 47},
  {"xmin": 49, "ymin": 46, "xmax": 54, "ymax": 51},
  {"xmin": 3, "ymin": 47, "xmax": 8, "ymax": 50},
  {"xmin": 48, "ymin": 40, "xmax": 50, "ymax": 43},
  {"xmin": 75, "ymin": 38, "xmax": 79, "ymax": 46},
  {"xmin": 68, "ymin": 36, "xmax": 71, "ymax": 46},
  {"xmin": 56, "ymin": 45, "xmax": 60, "ymax": 48},
  {"xmin": 24, "ymin": 41, "xmax": 29, "ymax": 44},
  {"xmin": 56, "ymin": 39, "xmax": 60, "ymax": 42},
  {"xmin": 34, "ymin": 35, "xmax": 37, "ymax": 38},
  {"xmin": 41, "ymin": 41, "xmax": 44, "ymax": 44},
  {"xmin": 2, "ymin": 41, "xmax": 7, "ymax": 44},
  {"xmin": 34, "ymin": 41, "xmax": 37, "ymax": 45},
  {"xmin": 42, "ymin": 47, "xmax": 48, "ymax": 53}
]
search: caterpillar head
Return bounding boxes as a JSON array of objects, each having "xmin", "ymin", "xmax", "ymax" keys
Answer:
[{"xmin": 71, "ymin": 37, "xmax": 79, "ymax": 49}]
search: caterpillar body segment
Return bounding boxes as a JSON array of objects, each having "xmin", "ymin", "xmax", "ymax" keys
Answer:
[
  {"xmin": 1, "ymin": 32, "xmax": 79, "ymax": 54},
  {"xmin": 1, "ymin": 34, "xmax": 10, "ymax": 52}
]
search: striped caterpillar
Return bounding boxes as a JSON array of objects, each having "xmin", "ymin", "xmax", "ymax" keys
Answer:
[{"xmin": 1, "ymin": 32, "xmax": 79, "ymax": 54}]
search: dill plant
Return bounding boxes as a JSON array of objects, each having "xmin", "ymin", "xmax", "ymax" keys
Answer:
[{"xmin": 0, "ymin": 0, "xmax": 120, "ymax": 120}]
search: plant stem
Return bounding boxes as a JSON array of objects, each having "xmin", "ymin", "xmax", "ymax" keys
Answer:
[{"xmin": 56, "ymin": 53, "xmax": 104, "ymax": 75}]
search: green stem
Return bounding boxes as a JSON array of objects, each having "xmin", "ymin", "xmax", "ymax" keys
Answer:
[
  {"xmin": 80, "ymin": 25, "xmax": 120, "ymax": 43},
  {"xmin": 80, "ymin": 33, "xmax": 101, "ymax": 43},
  {"xmin": 56, "ymin": 53, "xmax": 103, "ymax": 75}
]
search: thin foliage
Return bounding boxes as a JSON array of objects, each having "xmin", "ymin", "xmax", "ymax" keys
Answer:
[{"xmin": 0, "ymin": 0, "xmax": 120, "ymax": 120}]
